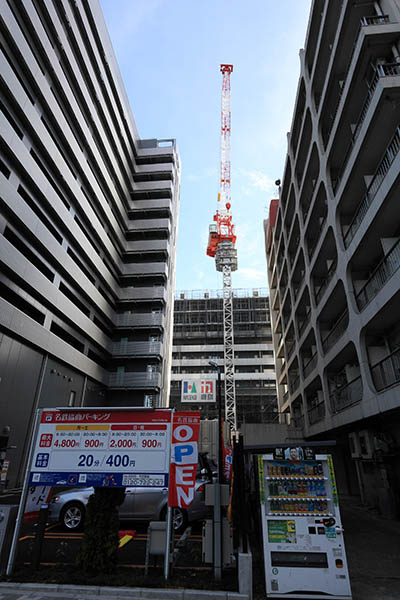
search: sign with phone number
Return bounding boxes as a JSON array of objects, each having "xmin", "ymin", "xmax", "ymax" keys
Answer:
[{"xmin": 28, "ymin": 409, "xmax": 173, "ymax": 488}]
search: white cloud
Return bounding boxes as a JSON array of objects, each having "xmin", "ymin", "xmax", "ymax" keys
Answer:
[
  {"xmin": 238, "ymin": 169, "xmax": 276, "ymax": 194},
  {"xmin": 237, "ymin": 267, "xmax": 268, "ymax": 283}
]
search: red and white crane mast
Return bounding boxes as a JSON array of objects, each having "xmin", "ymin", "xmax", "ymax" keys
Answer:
[{"xmin": 206, "ymin": 64, "xmax": 237, "ymax": 431}]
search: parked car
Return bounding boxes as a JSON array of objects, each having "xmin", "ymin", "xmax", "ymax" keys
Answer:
[{"xmin": 48, "ymin": 474, "xmax": 210, "ymax": 533}]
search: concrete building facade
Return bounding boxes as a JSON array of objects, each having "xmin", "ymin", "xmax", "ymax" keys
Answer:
[
  {"xmin": 0, "ymin": 0, "xmax": 180, "ymax": 487},
  {"xmin": 265, "ymin": 0, "xmax": 400, "ymax": 516},
  {"xmin": 169, "ymin": 289, "xmax": 279, "ymax": 427}
]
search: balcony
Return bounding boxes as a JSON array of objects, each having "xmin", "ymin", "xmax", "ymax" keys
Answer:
[
  {"xmin": 324, "ymin": 15, "xmax": 391, "ymax": 144},
  {"xmin": 308, "ymin": 400, "xmax": 325, "ymax": 425},
  {"xmin": 321, "ymin": 310, "xmax": 349, "ymax": 354},
  {"xmin": 292, "ymin": 414, "xmax": 305, "ymax": 429},
  {"xmin": 108, "ymin": 371, "xmax": 161, "ymax": 389},
  {"xmin": 329, "ymin": 376, "xmax": 362, "ymax": 414},
  {"xmin": 114, "ymin": 312, "xmax": 164, "ymax": 329},
  {"xmin": 371, "ymin": 347, "xmax": 400, "ymax": 391},
  {"xmin": 111, "ymin": 340, "xmax": 163, "ymax": 357},
  {"xmin": 315, "ymin": 260, "xmax": 337, "ymax": 305},
  {"xmin": 125, "ymin": 239, "xmax": 170, "ymax": 253},
  {"xmin": 297, "ymin": 309, "xmax": 311, "ymax": 339},
  {"xmin": 344, "ymin": 126, "xmax": 400, "ymax": 248},
  {"xmin": 128, "ymin": 218, "xmax": 171, "ymax": 233},
  {"xmin": 121, "ymin": 262, "xmax": 168, "ymax": 277},
  {"xmin": 289, "ymin": 375, "xmax": 300, "ymax": 395},
  {"xmin": 334, "ymin": 63, "xmax": 400, "ymax": 191},
  {"xmin": 302, "ymin": 352, "xmax": 318, "ymax": 379},
  {"xmin": 119, "ymin": 286, "xmax": 167, "ymax": 301},
  {"xmin": 356, "ymin": 239, "xmax": 400, "ymax": 310},
  {"xmin": 130, "ymin": 198, "xmax": 172, "ymax": 211}
]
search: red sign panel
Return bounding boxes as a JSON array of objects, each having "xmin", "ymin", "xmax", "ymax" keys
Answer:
[{"xmin": 168, "ymin": 411, "xmax": 200, "ymax": 509}]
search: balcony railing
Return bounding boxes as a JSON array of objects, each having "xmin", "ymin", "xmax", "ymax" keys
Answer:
[
  {"xmin": 108, "ymin": 371, "xmax": 162, "ymax": 389},
  {"xmin": 308, "ymin": 400, "xmax": 325, "ymax": 425},
  {"xmin": 119, "ymin": 286, "xmax": 167, "ymax": 301},
  {"xmin": 371, "ymin": 347, "xmax": 400, "ymax": 391},
  {"xmin": 114, "ymin": 312, "xmax": 164, "ymax": 328},
  {"xmin": 321, "ymin": 310, "xmax": 349, "ymax": 354},
  {"xmin": 297, "ymin": 309, "xmax": 311, "ymax": 338},
  {"xmin": 356, "ymin": 238, "xmax": 400, "ymax": 310},
  {"xmin": 292, "ymin": 414, "xmax": 305, "ymax": 429},
  {"xmin": 360, "ymin": 14, "xmax": 390, "ymax": 26},
  {"xmin": 111, "ymin": 340, "xmax": 162, "ymax": 356},
  {"xmin": 344, "ymin": 126, "xmax": 400, "ymax": 247},
  {"xmin": 287, "ymin": 342, "xmax": 295, "ymax": 360},
  {"xmin": 302, "ymin": 352, "xmax": 318, "ymax": 379},
  {"xmin": 334, "ymin": 62, "xmax": 400, "ymax": 192},
  {"xmin": 325, "ymin": 16, "xmax": 390, "ymax": 145},
  {"xmin": 329, "ymin": 376, "xmax": 362, "ymax": 414},
  {"xmin": 315, "ymin": 260, "xmax": 337, "ymax": 305},
  {"xmin": 289, "ymin": 375, "xmax": 300, "ymax": 395}
]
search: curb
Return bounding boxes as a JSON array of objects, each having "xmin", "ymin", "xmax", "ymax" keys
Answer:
[{"xmin": 0, "ymin": 582, "xmax": 249, "ymax": 599}]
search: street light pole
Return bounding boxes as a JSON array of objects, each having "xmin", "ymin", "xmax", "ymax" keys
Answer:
[{"xmin": 209, "ymin": 360, "xmax": 222, "ymax": 580}]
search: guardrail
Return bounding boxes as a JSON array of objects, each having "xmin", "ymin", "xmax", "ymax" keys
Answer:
[
  {"xmin": 344, "ymin": 126, "xmax": 400, "ymax": 247},
  {"xmin": 356, "ymin": 238, "xmax": 400, "ymax": 310},
  {"xmin": 321, "ymin": 310, "xmax": 349, "ymax": 353},
  {"xmin": 371, "ymin": 347, "xmax": 400, "ymax": 391},
  {"xmin": 308, "ymin": 401, "xmax": 325, "ymax": 425},
  {"xmin": 329, "ymin": 376, "xmax": 362, "ymax": 413}
]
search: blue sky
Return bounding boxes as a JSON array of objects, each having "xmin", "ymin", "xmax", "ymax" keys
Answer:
[{"xmin": 99, "ymin": 0, "xmax": 312, "ymax": 292}]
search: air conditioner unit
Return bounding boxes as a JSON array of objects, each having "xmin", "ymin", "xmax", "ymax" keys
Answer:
[
  {"xmin": 348, "ymin": 432, "xmax": 361, "ymax": 458},
  {"xmin": 358, "ymin": 429, "xmax": 375, "ymax": 459}
]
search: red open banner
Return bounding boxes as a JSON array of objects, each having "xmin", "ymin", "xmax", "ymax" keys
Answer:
[{"xmin": 168, "ymin": 411, "xmax": 200, "ymax": 508}]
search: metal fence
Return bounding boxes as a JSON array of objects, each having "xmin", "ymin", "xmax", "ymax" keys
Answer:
[
  {"xmin": 329, "ymin": 376, "xmax": 362, "ymax": 414},
  {"xmin": 371, "ymin": 348, "xmax": 400, "ymax": 391},
  {"xmin": 356, "ymin": 238, "xmax": 400, "ymax": 310}
]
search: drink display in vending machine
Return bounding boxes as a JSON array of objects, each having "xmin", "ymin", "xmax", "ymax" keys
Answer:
[{"xmin": 258, "ymin": 449, "xmax": 352, "ymax": 599}]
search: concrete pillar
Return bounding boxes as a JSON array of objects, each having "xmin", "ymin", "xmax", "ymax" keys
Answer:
[{"xmin": 238, "ymin": 552, "xmax": 252, "ymax": 600}]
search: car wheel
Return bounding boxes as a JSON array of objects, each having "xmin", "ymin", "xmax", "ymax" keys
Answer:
[
  {"xmin": 161, "ymin": 506, "xmax": 188, "ymax": 533},
  {"xmin": 172, "ymin": 507, "xmax": 188, "ymax": 533},
  {"xmin": 61, "ymin": 502, "xmax": 85, "ymax": 531}
]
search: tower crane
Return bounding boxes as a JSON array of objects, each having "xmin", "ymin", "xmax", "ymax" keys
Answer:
[{"xmin": 206, "ymin": 64, "xmax": 237, "ymax": 431}]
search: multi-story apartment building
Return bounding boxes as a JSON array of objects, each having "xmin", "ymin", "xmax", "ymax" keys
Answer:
[
  {"xmin": 0, "ymin": 0, "xmax": 179, "ymax": 487},
  {"xmin": 265, "ymin": 0, "xmax": 400, "ymax": 516},
  {"xmin": 169, "ymin": 289, "xmax": 278, "ymax": 426}
]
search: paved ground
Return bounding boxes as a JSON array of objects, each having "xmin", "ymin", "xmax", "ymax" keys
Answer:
[
  {"xmin": 340, "ymin": 495, "xmax": 400, "ymax": 600},
  {"xmin": 1, "ymin": 494, "xmax": 400, "ymax": 598}
]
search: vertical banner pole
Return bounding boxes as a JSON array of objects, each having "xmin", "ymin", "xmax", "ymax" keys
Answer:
[
  {"xmin": 6, "ymin": 408, "xmax": 42, "ymax": 576},
  {"xmin": 164, "ymin": 408, "xmax": 174, "ymax": 580}
]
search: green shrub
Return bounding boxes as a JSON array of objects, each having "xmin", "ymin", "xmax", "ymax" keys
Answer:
[{"xmin": 76, "ymin": 487, "xmax": 125, "ymax": 574}]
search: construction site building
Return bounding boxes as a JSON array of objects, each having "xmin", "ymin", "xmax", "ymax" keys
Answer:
[{"xmin": 169, "ymin": 289, "xmax": 278, "ymax": 426}]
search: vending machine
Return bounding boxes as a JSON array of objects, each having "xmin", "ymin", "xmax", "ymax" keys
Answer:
[{"xmin": 258, "ymin": 449, "xmax": 352, "ymax": 599}]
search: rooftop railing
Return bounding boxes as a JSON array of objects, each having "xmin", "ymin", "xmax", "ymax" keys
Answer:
[
  {"xmin": 344, "ymin": 126, "xmax": 400, "ymax": 247},
  {"xmin": 329, "ymin": 376, "xmax": 362, "ymax": 414},
  {"xmin": 356, "ymin": 238, "xmax": 400, "ymax": 310},
  {"xmin": 371, "ymin": 347, "xmax": 400, "ymax": 391}
]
